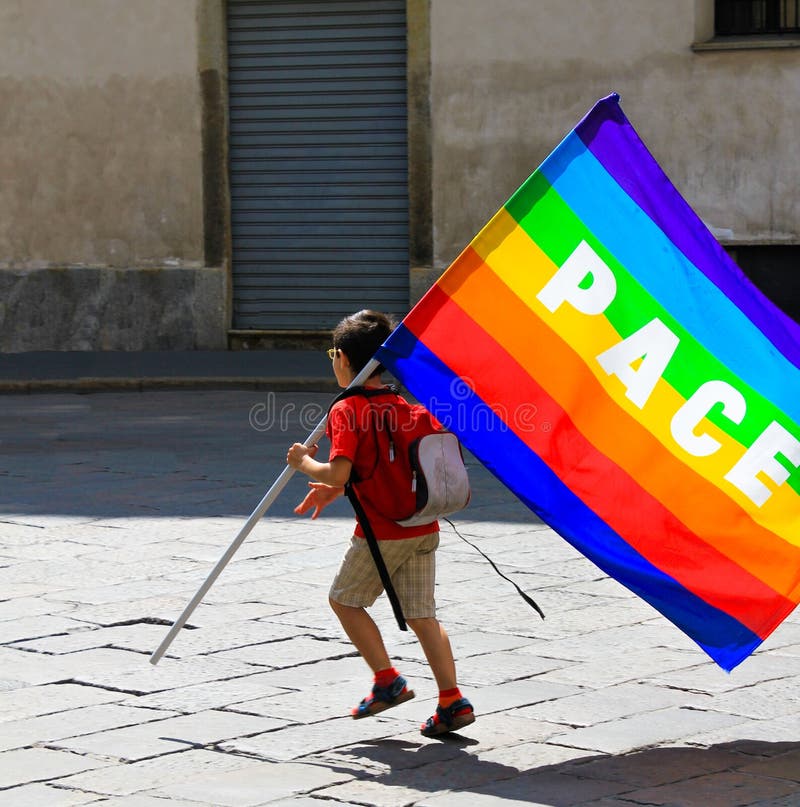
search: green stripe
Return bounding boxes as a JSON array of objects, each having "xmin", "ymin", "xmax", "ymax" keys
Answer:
[{"xmin": 505, "ymin": 171, "xmax": 800, "ymax": 493}]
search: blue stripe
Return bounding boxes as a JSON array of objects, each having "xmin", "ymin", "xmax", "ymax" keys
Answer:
[
  {"xmin": 379, "ymin": 325, "xmax": 762, "ymax": 671},
  {"xmin": 538, "ymin": 132, "xmax": 800, "ymax": 426}
]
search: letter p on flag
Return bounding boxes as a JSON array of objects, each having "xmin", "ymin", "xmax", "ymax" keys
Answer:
[{"xmin": 537, "ymin": 240, "xmax": 617, "ymax": 316}]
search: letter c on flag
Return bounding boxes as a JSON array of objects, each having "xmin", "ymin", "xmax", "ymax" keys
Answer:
[{"xmin": 670, "ymin": 380, "xmax": 746, "ymax": 457}]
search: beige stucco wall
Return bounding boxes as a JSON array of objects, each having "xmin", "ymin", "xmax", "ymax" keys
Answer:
[
  {"xmin": 429, "ymin": 0, "xmax": 800, "ymax": 268},
  {"xmin": 0, "ymin": 0, "xmax": 204, "ymax": 267},
  {"xmin": 0, "ymin": 0, "xmax": 228, "ymax": 350}
]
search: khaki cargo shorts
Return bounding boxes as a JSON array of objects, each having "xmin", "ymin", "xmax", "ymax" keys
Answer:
[{"xmin": 329, "ymin": 532, "xmax": 439, "ymax": 619}]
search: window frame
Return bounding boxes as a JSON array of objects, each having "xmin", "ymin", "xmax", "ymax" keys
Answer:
[
  {"xmin": 693, "ymin": 0, "xmax": 800, "ymax": 50},
  {"xmin": 714, "ymin": 0, "xmax": 800, "ymax": 36}
]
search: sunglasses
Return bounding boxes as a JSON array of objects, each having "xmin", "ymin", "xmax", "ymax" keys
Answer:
[{"xmin": 327, "ymin": 348, "xmax": 340, "ymax": 360}]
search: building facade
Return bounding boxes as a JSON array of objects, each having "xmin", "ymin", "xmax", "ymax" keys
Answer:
[{"xmin": 1, "ymin": 0, "xmax": 798, "ymax": 351}]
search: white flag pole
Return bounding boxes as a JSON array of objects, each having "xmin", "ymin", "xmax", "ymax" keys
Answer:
[{"xmin": 149, "ymin": 357, "xmax": 381, "ymax": 665}]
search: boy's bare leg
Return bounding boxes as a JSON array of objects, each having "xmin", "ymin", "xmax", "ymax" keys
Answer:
[
  {"xmin": 328, "ymin": 603, "xmax": 458, "ymax": 691},
  {"xmin": 407, "ymin": 617, "xmax": 457, "ymax": 691},
  {"xmin": 329, "ymin": 598, "xmax": 391, "ymax": 673}
]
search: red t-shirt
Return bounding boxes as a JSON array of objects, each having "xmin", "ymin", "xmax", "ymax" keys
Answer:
[{"xmin": 327, "ymin": 390, "xmax": 438, "ymax": 540}]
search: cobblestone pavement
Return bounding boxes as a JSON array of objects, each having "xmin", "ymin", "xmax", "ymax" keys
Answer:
[{"xmin": 1, "ymin": 389, "xmax": 799, "ymax": 807}]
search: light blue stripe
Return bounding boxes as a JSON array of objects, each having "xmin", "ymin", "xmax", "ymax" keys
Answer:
[{"xmin": 539, "ymin": 133, "xmax": 800, "ymax": 425}]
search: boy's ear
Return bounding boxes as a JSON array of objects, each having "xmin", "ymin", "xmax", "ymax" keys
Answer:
[{"xmin": 338, "ymin": 349, "xmax": 352, "ymax": 369}]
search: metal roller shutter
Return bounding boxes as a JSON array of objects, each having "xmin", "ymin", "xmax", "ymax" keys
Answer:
[{"xmin": 227, "ymin": 0, "xmax": 409, "ymax": 330}]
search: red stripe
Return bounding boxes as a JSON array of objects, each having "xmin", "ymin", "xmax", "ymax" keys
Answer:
[{"xmin": 409, "ymin": 284, "xmax": 792, "ymax": 637}]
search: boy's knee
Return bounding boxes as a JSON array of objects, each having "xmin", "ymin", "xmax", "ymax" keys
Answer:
[
  {"xmin": 329, "ymin": 596, "xmax": 360, "ymax": 616},
  {"xmin": 406, "ymin": 616, "xmax": 437, "ymax": 633}
]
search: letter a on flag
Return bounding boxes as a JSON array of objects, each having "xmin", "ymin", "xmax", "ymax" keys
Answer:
[{"xmin": 377, "ymin": 93, "xmax": 800, "ymax": 672}]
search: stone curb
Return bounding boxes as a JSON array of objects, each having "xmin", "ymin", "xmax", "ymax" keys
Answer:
[{"xmin": 0, "ymin": 376, "xmax": 338, "ymax": 394}]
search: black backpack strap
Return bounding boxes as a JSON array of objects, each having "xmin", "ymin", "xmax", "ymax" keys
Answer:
[
  {"xmin": 332, "ymin": 384, "xmax": 408, "ymax": 630},
  {"xmin": 327, "ymin": 384, "xmax": 401, "ymax": 414},
  {"xmin": 344, "ymin": 482, "xmax": 407, "ymax": 632}
]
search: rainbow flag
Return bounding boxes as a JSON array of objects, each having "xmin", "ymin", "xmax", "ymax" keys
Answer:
[{"xmin": 377, "ymin": 93, "xmax": 800, "ymax": 671}]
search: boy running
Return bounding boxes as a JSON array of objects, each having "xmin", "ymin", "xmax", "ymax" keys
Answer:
[{"xmin": 287, "ymin": 309, "xmax": 474, "ymax": 737}]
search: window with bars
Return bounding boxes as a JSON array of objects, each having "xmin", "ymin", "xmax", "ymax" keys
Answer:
[{"xmin": 715, "ymin": 0, "xmax": 800, "ymax": 34}]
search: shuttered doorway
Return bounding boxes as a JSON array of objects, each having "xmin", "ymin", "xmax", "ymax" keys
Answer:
[{"xmin": 227, "ymin": 0, "xmax": 409, "ymax": 331}]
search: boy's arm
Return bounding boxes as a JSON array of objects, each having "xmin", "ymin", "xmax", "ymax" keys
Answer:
[{"xmin": 286, "ymin": 443, "xmax": 352, "ymax": 487}]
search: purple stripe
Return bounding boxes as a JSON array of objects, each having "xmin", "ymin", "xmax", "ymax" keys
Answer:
[{"xmin": 575, "ymin": 93, "xmax": 800, "ymax": 370}]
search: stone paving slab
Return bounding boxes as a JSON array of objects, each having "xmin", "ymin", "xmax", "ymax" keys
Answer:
[
  {"xmin": 177, "ymin": 625, "xmax": 303, "ymax": 664},
  {"xmin": 0, "ymin": 703, "xmax": 180, "ymax": 752},
  {"xmin": 0, "ymin": 682, "xmax": 126, "ymax": 723},
  {"xmin": 221, "ymin": 686, "xmax": 366, "ymax": 724},
  {"xmin": 620, "ymin": 770, "xmax": 800, "ymax": 806},
  {"xmin": 453, "ymin": 651, "xmax": 569, "ymax": 687},
  {"xmin": 535, "ymin": 646, "xmax": 704, "ymax": 690},
  {"xmin": 473, "ymin": 740, "xmax": 595, "ymax": 774},
  {"xmin": 264, "ymin": 799, "xmax": 363, "ymax": 807},
  {"xmin": 316, "ymin": 751, "xmax": 526, "ymax": 807},
  {"xmin": 60, "ymin": 596, "xmax": 211, "ymax": 630},
  {"xmin": 0, "ymin": 616, "xmax": 100, "ymax": 645},
  {"xmin": 0, "ymin": 747, "xmax": 111, "ymax": 789},
  {"xmin": 564, "ymin": 744, "xmax": 764, "ymax": 787},
  {"xmin": 698, "ymin": 676, "xmax": 800, "ymax": 721},
  {"xmin": 10, "ymin": 622, "xmax": 179, "ymax": 655},
  {"xmin": 0, "ymin": 596, "xmax": 76, "ymax": 621},
  {"xmin": 516, "ymin": 681, "xmax": 704, "ymax": 727},
  {"xmin": 149, "ymin": 760, "xmax": 354, "ymax": 805},
  {"xmin": 482, "ymin": 769, "xmax": 633, "ymax": 805},
  {"xmin": 69, "ymin": 652, "xmax": 262, "ymax": 695},
  {"xmin": 223, "ymin": 715, "xmax": 421, "ymax": 763},
  {"xmin": 52, "ymin": 709, "xmax": 287, "ymax": 762},
  {"xmin": 210, "ymin": 636, "xmax": 355, "ymax": 668},
  {"xmin": 54, "ymin": 748, "xmax": 264, "ymax": 797},
  {"xmin": 466, "ymin": 678, "xmax": 582, "ymax": 714},
  {"xmin": 77, "ymin": 796, "xmax": 209, "ymax": 807},
  {"xmin": 737, "ymin": 747, "xmax": 800, "ymax": 782},
  {"xmin": 0, "ymin": 646, "xmax": 83, "ymax": 687},
  {"xmin": 0, "ymin": 782, "xmax": 103, "ymax": 806},
  {"xmin": 232, "ymin": 654, "xmax": 432, "ymax": 693},
  {"xmin": 318, "ymin": 735, "xmax": 468, "ymax": 776},
  {"xmin": 123, "ymin": 672, "xmax": 290, "ymax": 714},
  {"xmin": 548, "ymin": 706, "xmax": 748, "ymax": 754},
  {"xmin": 417, "ymin": 793, "xmax": 554, "ymax": 807},
  {"xmin": 645, "ymin": 651, "xmax": 800, "ymax": 694},
  {"xmin": 683, "ymin": 712, "xmax": 800, "ymax": 746}
]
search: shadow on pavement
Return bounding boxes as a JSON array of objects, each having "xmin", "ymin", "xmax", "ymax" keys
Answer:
[
  {"xmin": 327, "ymin": 738, "xmax": 800, "ymax": 805},
  {"xmin": 0, "ymin": 389, "xmax": 539, "ymax": 523}
]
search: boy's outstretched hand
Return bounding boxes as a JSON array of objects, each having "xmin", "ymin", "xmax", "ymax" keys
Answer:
[{"xmin": 294, "ymin": 481, "xmax": 344, "ymax": 519}]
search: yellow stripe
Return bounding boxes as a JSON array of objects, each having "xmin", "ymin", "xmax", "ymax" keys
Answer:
[{"xmin": 466, "ymin": 209, "xmax": 800, "ymax": 546}]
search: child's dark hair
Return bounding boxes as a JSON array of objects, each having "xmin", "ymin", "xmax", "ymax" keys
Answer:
[{"xmin": 333, "ymin": 310, "xmax": 396, "ymax": 377}]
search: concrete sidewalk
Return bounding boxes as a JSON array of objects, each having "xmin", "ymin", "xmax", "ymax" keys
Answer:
[
  {"xmin": 0, "ymin": 389, "xmax": 799, "ymax": 806},
  {"xmin": 0, "ymin": 351, "xmax": 336, "ymax": 393}
]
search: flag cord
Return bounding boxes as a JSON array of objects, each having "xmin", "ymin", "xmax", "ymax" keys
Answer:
[{"xmin": 442, "ymin": 518, "xmax": 545, "ymax": 620}]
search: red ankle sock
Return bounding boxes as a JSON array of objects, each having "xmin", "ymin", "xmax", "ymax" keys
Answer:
[
  {"xmin": 374, "ymin": 667, "xmax": 401, "ymax": 688},
  {"xmin": 438, "ymin": 687, "xmax": 462, "ymax": 708}
]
